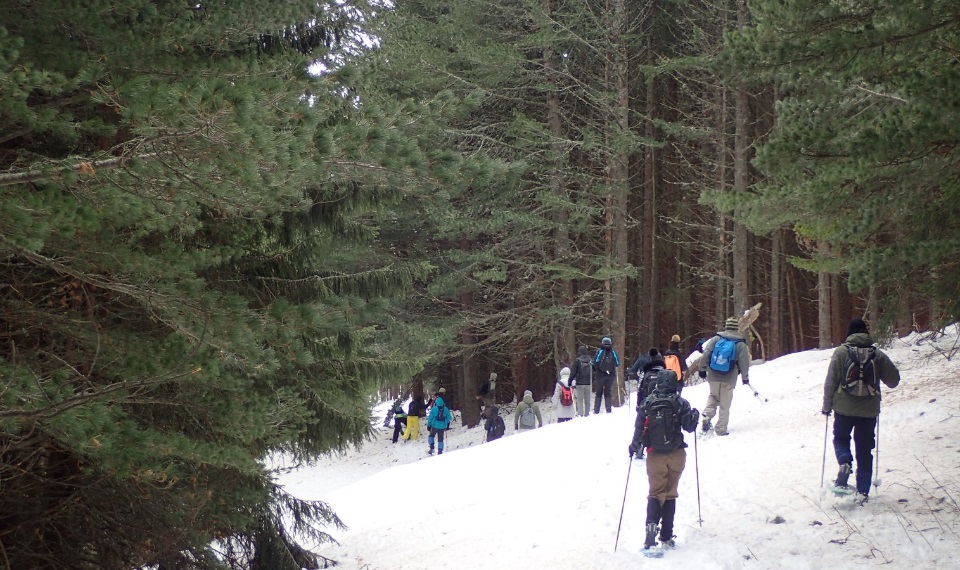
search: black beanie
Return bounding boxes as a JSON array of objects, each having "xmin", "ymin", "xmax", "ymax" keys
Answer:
[
  {"xmin": 648, "ymin": 348, "xmax": 659, "ymax": 358},
  {"xmin": 847, "ymin": 318, "xmax": 869, "ymax": 337}
]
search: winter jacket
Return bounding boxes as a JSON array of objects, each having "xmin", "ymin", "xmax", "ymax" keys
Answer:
[
  {"xmin": 514, "ymin": 394, "xmax": 543, "ymax": 429},
  {"xmin": 698, "ymin": 331, "xmax": 751, "ymax": 386},
  {"xmin": 427, "ymin": 396, "xmax": 451, "ymax": 430},
  {"xmin": 570, "ymin": 354, "xmax": 593, "ymax": 387},
  {"xmin": 551, "ymin": 369, "xmax": 576, "ymax": 421},
  {"xmin": 408, "ymin": 398, "xmax": 425, "ymax": 418},
  {"xmin": 822, "ymin": 332, "xmax": 900, "ymax": 418},
  {"xmin": 627, "ymin": 355, "xmax": 651, "ymax": 381},
  {"xmin": 629, "ymin": 385, "xmax": 699, "ymax": 455}
]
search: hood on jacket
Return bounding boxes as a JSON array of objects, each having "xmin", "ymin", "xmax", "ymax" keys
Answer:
[
  {"xmin": 717, "ymin": 330, "xmax": 745, "ymax": 341},
  {"xmin": 522, "ymin": 393, "xmax": 535, "ymax": 405},
  {"xmin": 844, "ymin": 332, "xmax": 874, "ymax": 347},
  {"xmin": 559, "ymin": 367, "xmax": 571, "ymax": 386},
  {"xmin": 654, "ymin": 370, "xmax": 679, "ymax": 394}
]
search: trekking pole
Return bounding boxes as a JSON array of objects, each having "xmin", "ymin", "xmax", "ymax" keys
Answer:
[
  {"xmin": 614, "ymin": 456, "xmax": 633, "ymax": 552},
  {"xmin": 694, "ymin": 426, "xmax": 703, "ymax": 527},
  {"xmin": 748, "ymin": 384, "xmax": 767, "ymax": 403},
  {"xmin": 873, "ymin": 415, "xmax": 881, "ymax": 491},
  {"xmin": 820, "ymin": 414, "xmax": 829, "ymax": 488}
]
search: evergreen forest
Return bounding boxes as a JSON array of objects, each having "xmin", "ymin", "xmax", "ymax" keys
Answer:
[{"xmin": 1, "ymin": 0, "xmax": 957, "ymax": 568}]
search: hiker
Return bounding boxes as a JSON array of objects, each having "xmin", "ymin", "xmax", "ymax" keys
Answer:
[
  {"xmin": 514, "ymin": 390, "xmax": 542, "ymax": 431},
  {"xmin": 593, "ymin": 336, "xmax": 621, "ymax": 414},
  {"xmin": 427, "ymin": 388, "xmax": 451, "ymax": 455},
  {"xmin": 478, "ymin": 372, "xmax": 497, "ymax": 417},
  {"xmin": 662, "ymin": 335, "xmax": 688, "ymax": 393},
  {"xmin": 484, "ymin": 405, "xmax": 506, "ymax": 442},
  {"xmin": 627, "ymin": 347, "xmax": 654, "ymax": 384},
  {"xmin": 638, "ymin": 348, "xmax": 666, "ymax": 401},
  {"xmin": 697, "ymin": 317, "xmax": 751, "ymax": 436},
  {"xmin": 402, "ymin": 394, "xmax": 426, "ymax": 441},
  {"xmin": 628, "ymin": 370, "xmax": 700, "ymax": 551},
  {"xmin": 570, "ymin": 345, "xmax": 593, "ymax": 417},
  {"xmin": 390, "ymin": 399, "xmax": 407, "ymax": 444},
  {"xmin": 552, "ymin": 367, "xmax": 576, "ymax": 423},
  {"xmin": 822, "ymin": 318, "xmax": 901, "ymax": 502}
]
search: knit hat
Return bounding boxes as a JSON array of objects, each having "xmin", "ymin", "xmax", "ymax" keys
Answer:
[
  {"xmin": 847, "ymin": 318, "xmax": 869, "ymax": 337},
  {"xmin": 523, "ymin": 390, "xmax": 533, "ymax": 399},
  {"xmin": 671, "ymin": 334, "xmax": 681, "ymax": 343},
  {"xmin": 437, "ymin": 387, "xmax": 446, "ymax": 394},
  {"xmin": 600, "ymin": 336, "xmax": 612, "ymax": 348},
  {"xmin": 724, "ymin": 317, "xmax": 740, "ymax": 331},
  {"xmin": 648, "ymin": 348, "xmax": 659, "ymax": 358}
]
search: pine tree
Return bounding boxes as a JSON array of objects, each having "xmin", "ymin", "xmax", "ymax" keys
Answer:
[
  {"xmin": 724, "ymin": 0, "xmax": 960, "ymax": 328},
  {"xmin": 0, "ymin": 1, "xmax": 441, "ymax": 567}
]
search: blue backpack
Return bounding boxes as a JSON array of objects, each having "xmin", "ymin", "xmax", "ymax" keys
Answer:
[{"xmin": 709, "ymin": 336, "xmax": 742, "ymax": 373}]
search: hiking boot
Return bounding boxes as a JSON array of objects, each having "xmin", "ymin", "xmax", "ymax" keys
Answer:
[
  {"xmin": 701, "ymin": 419, "xmax": 712, "ymax": 433},
  {"xmin": 660, "ymin": 537, "xmax": 676, "ymax": 549},
  {"xmin": 835, "ymin": 463, "xmax": 852, "ymax": 488},
  {"xmin": 644, "ymin": 523, "xmax": 658, "ymax": 549},
  {"xmin": 715, "ymin": 430, "xmax": 729, "ymax": 436},
  {"xmin": 854, "ymin": 492, "xmax": 869, "ymax": 506},
  {"xmin": 428, "ymin": 447, "xmax": 435, "ymax": 455}
]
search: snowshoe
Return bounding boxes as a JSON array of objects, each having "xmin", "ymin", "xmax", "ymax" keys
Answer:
[
  {"xmin": 641, "ymin": 547, "xmax": 665, "ymax": 559},
  {"xmin": 830, "ymin": 484, "xmax": 854, "ymax": 496}
]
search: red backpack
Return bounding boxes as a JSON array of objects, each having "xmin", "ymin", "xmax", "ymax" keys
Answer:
[{"xmin": 559, "ymin": 383, "xmax": 573, "ymax": 406}]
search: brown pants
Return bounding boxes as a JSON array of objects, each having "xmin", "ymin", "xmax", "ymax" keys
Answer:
[{"xmin": 646, "ymin": 448, "xmax": 687, "ymax": 504}]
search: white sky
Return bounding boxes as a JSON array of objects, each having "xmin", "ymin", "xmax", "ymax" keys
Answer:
[{"xmin": 277, "ymin": 327, "xmax": 960, "ymax": 569}]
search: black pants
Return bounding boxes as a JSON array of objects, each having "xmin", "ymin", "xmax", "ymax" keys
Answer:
[
  {"xmin": 594, "ymin": 378, "xmax": 613, "ymax": 413},
  {"xmin": 392, "ymin": 417, "xmax": 407, "ymax": 443}
]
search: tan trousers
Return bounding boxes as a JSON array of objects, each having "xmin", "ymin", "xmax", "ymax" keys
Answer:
[
  {"xmin": 703, "ymin": 381, "xmax": 735, "ymax": 434},
  {"xmin": 646, "ymin": 448, "xmax": 687, "ymax": 504}
]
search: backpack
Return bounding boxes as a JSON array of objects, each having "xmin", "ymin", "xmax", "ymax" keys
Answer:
[
  {"xmin": 519, "ymin": 404, "xmax": 537, "ymax": 428},
  {"xmin": 595, "ymin": 350, "xmax": 616, "ymax": 375},
  {"xmin": 574, "ymin": 356, "xmax": 593, "ymax": 385},
  {"xmin": 558, "ymin": 383, "xmax": 573, "ymax": 406},
  {"xmin": 433, "ymin": 404, "xmax": 447, "ymax": 428},
  {"xmin": 709, "ymin": 336, "xmax": 742, "ymax": 373},
  {"xmin": 639, "ymin": 367, "xmax": 663, "ymax": 404},
  {"xmin": 641, "ymin": 393, "xmax": 682, "ymax": 453},
  {"xmin": 841, "ymin": 346, "xmax": 879, "ymax": 397},
  {"xmin": 489, "ymin": 416, "xmax": 505, "ymax": 441},
  {"xmin": 664, "ymin": 354, "xmax": 683, "ymax": 382}
]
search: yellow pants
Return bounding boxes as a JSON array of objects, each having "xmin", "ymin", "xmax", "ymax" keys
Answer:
[{"xmin": 403, "ymin": 416, "xmax": 421, "ymax": 440}]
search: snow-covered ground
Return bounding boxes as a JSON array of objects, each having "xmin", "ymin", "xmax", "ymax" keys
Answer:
[{"xmin": 277, "ymin": 328, "xmax": 960, "ymax": 569}]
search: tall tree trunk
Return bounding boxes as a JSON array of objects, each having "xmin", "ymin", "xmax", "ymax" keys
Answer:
[
  {"xmin": 544, "ymin": 0, "xmax": 575, "ymax": 367},
  {"xmin": 817, "ymin": 242, "xmax": 833, "ymax": 348},
  {"xmin": 770, "ymin": 228, "xmax": 783, "ymax": 357},
  {"xmin": 715, "ymin": 85, "xmax": 729, "ymax": 328},
  {"xmin": 605, "ymin": 0, "xmax": 630, "ymax": 405},
  {"xmin": 459, "ymin": 290, "xmax": 480, "ymax": 427},
  {"xmin": 732, "ymin": 0, "xmax": 751, "ymax": 316}
]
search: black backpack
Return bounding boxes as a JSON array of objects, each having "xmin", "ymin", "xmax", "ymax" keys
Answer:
[
  {"xmin": 842, "ymin": 346, "xmax": 879, "ymax": 397},
  {"xmin": 595, "ymin": 350, "xmax": 616, "ymax": 375},
  {"xmin": 641, "ymin": 393, "xmax": 682, "ymax": 453},
  {"xmin": 638, "ymin": 367, "xmax": 663, "ymax": 405},
  {"xmin": 488, "ymin": 416, "xmax": 505, "ymax": 441}
]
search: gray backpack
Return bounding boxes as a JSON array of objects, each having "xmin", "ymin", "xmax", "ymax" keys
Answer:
[{"xmin": 519, "ymin": 404, "xmax": 536, "ymax": 428}]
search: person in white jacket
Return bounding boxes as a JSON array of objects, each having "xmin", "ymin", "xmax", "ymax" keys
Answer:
[{"xmin": 552, "ymin": 367, "xmax": 576, "ymax": 423}]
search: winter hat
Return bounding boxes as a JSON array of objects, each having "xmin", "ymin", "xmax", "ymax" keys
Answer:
[
  {"xmin": 559, "ymin": 367, "xmax": 571, "ymax": 385},
  {"xmin": 648, "ymin": 348, "xmax": 659, "ymax": 358},
  {"xmin": 671, "ymin": 334, "xmax": 681, "ymax": 343},
  {"xmin": 724, "ymin": 317, "xmax": 740, "ymax": 331},
  {"xmin": 523, "ymin": 389, "xmax": 533, "ymax": 399},
  {"xmin": 437, "ymin": 387, "xmax": 446, "ymax": 394},
  {"xmin": 847, "ymin": 318, "xmax": 869, "ymax": 337},
  {"xmin": 600, "ymin": 336, "xmax": 612, "ymax": 348},
  {"xmin": 489, "ymin": 372, "xmax": 498, "ymax": 381}
]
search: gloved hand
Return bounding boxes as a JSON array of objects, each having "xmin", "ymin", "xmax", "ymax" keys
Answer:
[
  {"xmin": 821, "ymin": 410, "xmax": 831, "ymax": 416},
  {"xmin": 699, "ymin": 369, "xmax": 707, "ymax": 379},
  {"xmin": 742, "ymin": 379, "xmax": 750, "ymax": 386},
  {"xmin": 628, "ymin": 443, "xmax": 638, "ymax": 457}
]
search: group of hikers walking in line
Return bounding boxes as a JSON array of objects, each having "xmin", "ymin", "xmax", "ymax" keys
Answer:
[{"xmin": 388, "ymin": 315, "xmax": 900, "ymax": 554}]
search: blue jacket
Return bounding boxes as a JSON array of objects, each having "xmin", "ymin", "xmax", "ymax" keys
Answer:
[{"xmin": 427, "ymin": 396, "xmax": 451, "ymax": 430}]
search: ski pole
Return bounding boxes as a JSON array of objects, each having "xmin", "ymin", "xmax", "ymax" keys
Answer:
[
  {"xmin": 614, "ymin": 455, "xmax": 633, "ymax": 552},
  {"xmin": 820, "ymin": 414, "xmax": 829, "ymax": 488},
  {"xmin": 694, "ymin": 425, "xmax": 703, "ymax": 527},
  {"xmin": 873, "ymin": 415, "xmax": 881, "ymax": 490},
  {"xmin": 748, "ymin": 384, "xmax": 767, "ymax": 403}
]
